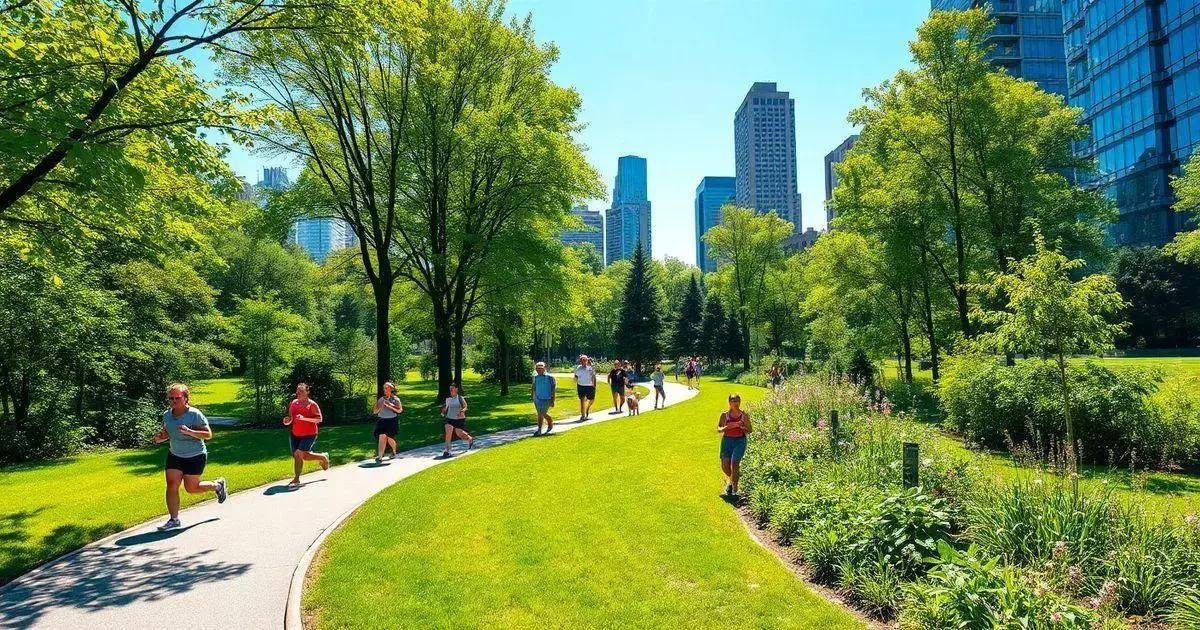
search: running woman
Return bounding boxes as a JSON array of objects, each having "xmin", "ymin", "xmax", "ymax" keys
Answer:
[
  {"xmin": 573, "ymin": 355, "xmax": 597, "ymax": 421},
  {"xmin": 282, "ymin": 382, "xmax": 330, "ymax": 487},
  {"xmin": 651, "ymin": 363, "xmax": 666, "ymax": 409},
  {"xmin": 717, "ymin": 393, "xmax": 752, "ymax": 497},
  {"xmin": 441, "ymin": 382, "xmax": 474, "ymax": 457},
  {"xmin": 531, "ymin": 362, "xmax": 557, "ymax": 435},
  {"xmin": 607, "ymin": 361, "xmax": 626, "ymax": 414},
  {"xmin": 373, "ymin": 382, "xmax": 403, "ymax": 463},
  {"xmin": 153, "ymin": 383, "xmax": 227, "ymax": 531}
]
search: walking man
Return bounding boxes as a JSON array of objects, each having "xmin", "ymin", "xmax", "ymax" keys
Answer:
[
  {"xmin": 607, "ymin": 360, "xmax": 626, "ymax": 414},
  {"xmin": 651, "ymin": 363, "xmax": 666, "ymax": 409},
  {"xmin": 153, "ymin": 383, "xmax": 227, "ymax": 531},
  {"xmin": 573, "ymin": 355, "xmax": 597, "ymax": 421},
  {"xmin": 282, "ymin": 382, "xmax": 330, "ymax": 488},
  {"xmin": 532, "ymin": 362, "xmax": 557, "ymax": 436}
]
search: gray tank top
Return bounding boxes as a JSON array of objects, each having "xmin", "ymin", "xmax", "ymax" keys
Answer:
[{"xmin": 443, "ymin": 395, "xmax": 466, "ymax": 419}]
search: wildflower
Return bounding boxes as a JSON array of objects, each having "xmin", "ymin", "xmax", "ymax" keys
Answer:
[
  {"xmin": 1185, "ymin": 513, "xmax": 1199, "ymax": 527},
  {"xmin": 1050, "ymin": 612, "xmax": 1062, "ymax": 623},
  {"xmin": 921, "ymin": 458, "xmax": 932, "ymax": 468},
  {"xmin": 1052, "ymin": 540, "xmax": 1068, "ymax": 560},
  {"xmin": 786, "ymin": 431, "xmax": 800, "ymax": 442},
  {"xmin": 816, "ymin": 419, "xmax": 827, "ymax": 429},
  {"xmin": 1067, "ymin": 565, "xmax": 1083, "ymax": 587}
]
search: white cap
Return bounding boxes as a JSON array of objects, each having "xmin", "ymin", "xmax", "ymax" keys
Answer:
[{"xmin": 535, "ymin": 361, "xmax": 546, "ymax": 368}]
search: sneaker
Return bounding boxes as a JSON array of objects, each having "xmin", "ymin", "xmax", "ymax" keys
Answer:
[
  {"xmin": 215, "ymin": 478, "xmax": 228, "ymax": 504},
  {"xmin": 467, "ymin": 438, "xmax": 475, "ymax": 450},
  {"xmin": 157, "ymin": 518, "xmax": 182, "ymax": 531},
  {"xmin": 545, "ymin": 425, "xmax": 553, "ymax": 434},
  {"xmin": 375, "ymin": 456, "xmax": 383, "ymax": 464},
  {"xmin": 532, "ymin": 429, "xmax": 542, "ymax": 437},
  {"xmin": 724, "ymin": 484, "xmax": 733, "ymax": 496},
  {"xmin": 441, "ymin": 450, "xmax": 452, "ymax": 458}
]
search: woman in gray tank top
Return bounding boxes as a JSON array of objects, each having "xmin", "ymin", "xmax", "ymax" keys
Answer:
[{"xmin": 440, "ymin": 382, "xmax": 474, "ymax": 458}]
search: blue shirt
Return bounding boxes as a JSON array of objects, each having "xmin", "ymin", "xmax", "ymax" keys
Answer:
[
  {"xmin": 532, "ymin": 373, "xmax": 556, "ymax": 400},
  {"xmin": 163, "ymin": 406, "xmax": 210, "ymax": 458}
]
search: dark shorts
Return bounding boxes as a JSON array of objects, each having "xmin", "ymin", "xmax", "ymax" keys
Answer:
[
  {"xmin": 290, "ymin": 434, "xmax": 317, "ymax": 453},
  {"xmin": 374, "ymin": 417, "xmax": 399, "ymax": 438},
  {"xmin": 685, "ymin": 370, "xmax": 697, "ymax": 379},
  {"xmin": 577, "ymin": 384, "xmax": 596, "ymax": 400},
  {"xmin": 720, "ymin": 436, "xmax": 748, "ymax": 462},
  {"xmin": 166, "ymin": 452, "xmax": 207, "ymax": 476},
  {"xmin": 445, "ymin": 417, "xmax": 467, "ymax": 430},
  {"xmin": 654, "ymin": 384, "xmax": 665, "ymax": 394}
]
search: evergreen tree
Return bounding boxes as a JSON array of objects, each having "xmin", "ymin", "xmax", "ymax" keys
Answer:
[
  {"xmin": 722, "ymin": 308, "xmax": 744, "ymax": 364},
  {"xmin": 670, "ymin": 274, "xmax": 704, "ymax": 357},
  {"xmin": 698, "ymin": 289, "xmax": 727, "ymax": 363},
  {"xmin": 614, "ymin": 242, "xmax": 664, "ymax": 370}
]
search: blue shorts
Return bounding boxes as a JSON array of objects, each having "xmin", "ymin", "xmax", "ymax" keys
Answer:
[
  {"xmin": 534, "ymin": 398, "xmax": 552, "ymax": 414},
  {"xmin": 720, "ymin": 436, "xmax": 747, "ymax": 462},
  {"xmin": 290, "ymin": 434, "xmax": 317, "ymax": 453}
]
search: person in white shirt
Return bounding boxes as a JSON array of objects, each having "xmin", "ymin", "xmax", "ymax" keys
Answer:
[{"xmin": 573, "ymin": 354, "xmax": 597, "ymax": 421}]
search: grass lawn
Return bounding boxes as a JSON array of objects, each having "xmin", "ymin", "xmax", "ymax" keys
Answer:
[
  {"xmin": 303, "ymin": 379, "xmax": 862, "ymax": 629},
  {"xmin": 0, "ymin": 373, "xmax": 626, "ymax": 585}
]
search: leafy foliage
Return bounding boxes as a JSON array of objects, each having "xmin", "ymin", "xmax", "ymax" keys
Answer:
[{"xmin": 613, "ymin": 242, "xmax": 665, "ymax": 369}]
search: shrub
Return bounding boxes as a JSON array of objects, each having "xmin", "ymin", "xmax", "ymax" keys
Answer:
[
  {"xmin": 839, "ymin": 555, "xmax": 903, "ymax": 619},
  {"xmin": 417, "ymin": 353, "xmax": 438, "ymax": 381},
  {"xmin": 101, "ymin": 396, "xmax": 162, "ymax": 448},
  {"xmin": 845, "ymin": 487, "xmax": 955, "ymax": 579}
]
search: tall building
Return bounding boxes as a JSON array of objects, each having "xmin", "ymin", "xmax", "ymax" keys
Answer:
[
  {"xmin": 930, "ymin": 0, "xmax": 1068, "ymax": 97},
  {"xmin": 560, "ymin": 204, "xmax": 605, "ymax": 264},
  {"xmin": 734, "ymin": 82, "xmax": 802, "ymax": 230},
  {"xmin": 783, "ymin": 226, "xmax": 822, "ymax": 252},
  {"xmin": 1064, "ymin": 0, "xmax": 1200, "ymax": 246},
  {"xmin": 824, "ymin": 135, "xmax": 858, "ymax": 227},
  {"xmin": 605, "ymin": 155, "xmax": 652, "ymax": 263},
  {"xmin": 260, "ymin": 166, "xmax": 352, "ymax": 263},
  {"xmin": 694, "ymin": 176, "xmax": 737, "ymax": 272}
]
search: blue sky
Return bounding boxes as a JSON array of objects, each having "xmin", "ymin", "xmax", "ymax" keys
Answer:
[{"xmin": 216, "ymin": 1, "xmax": 929, "ymax": 264}]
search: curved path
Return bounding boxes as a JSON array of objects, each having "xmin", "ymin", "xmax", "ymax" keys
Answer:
[{"xmin": 0, "ymin": 378, "xmax": 697, "ymax": 629}]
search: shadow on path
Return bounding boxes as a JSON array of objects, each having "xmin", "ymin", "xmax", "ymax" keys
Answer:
[
  {"xmin": 263, "ymin": 479, "xmax": 326, "ymax": 495},
  {"xmin": 114, "ymin": 519, "xmax": 219, "ymax": 547}
]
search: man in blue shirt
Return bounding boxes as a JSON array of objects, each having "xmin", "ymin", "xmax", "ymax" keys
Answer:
[{"xmin": 531, "ymin": 361, "xmax": 557, "ymax": 436}]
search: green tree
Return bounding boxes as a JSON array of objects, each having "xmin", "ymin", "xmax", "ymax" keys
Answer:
[
  {"xmin": 613, "ymin": 242, "xmax": 664, "ymax": 371},
  {"xmin": 1167, "ymin": 154, "xmax": 1200, "ymax": 265},
  {"xmin": 977, "ymin": 237, "xmax": 1126, "ymax": 471},
  {"xmin": 1111, "ymin": 247, "xmax": 1200, "ymax": 349},
  {"xmin": 698, "ymin": 289, "xmax": 727, "ymax": 365},
  {"xmin": 670, "ymin": 275, "xmax": 704, "ymax": 358},
  {"xmin": 232, "ymin": 295, "xmax": 308, "ymax": 422}
]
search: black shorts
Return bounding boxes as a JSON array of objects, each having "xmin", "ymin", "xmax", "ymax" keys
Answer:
[
  {"xmin": 444, "ymin": 417, "xmax": 467, "ymax": 430},
  {"xmin": 654, "ymin": 384, "xmax": 665, "ymax": 394},
  {"xmin": 290, "ymin": 434, "xmax": 317, "ymax": 453},
  {"xmin": 166, "ymin": 452, "xmax": 207, "ymax": 476},
  {"xmin": 374, "ymin": 417, "xmax": 399, "ymax": 438},
  {"xmin": 577, "ymin": 384, "xmax": 596, "ymax": 400}
]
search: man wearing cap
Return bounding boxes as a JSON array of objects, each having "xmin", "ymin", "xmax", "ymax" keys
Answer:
[
  {"xmin": 531, "ymin": 361, "xmax": 557, "ymax": 436},
  {"xmin": 573, "ymin": 355, "xmax": 597, "ymax": 421}
]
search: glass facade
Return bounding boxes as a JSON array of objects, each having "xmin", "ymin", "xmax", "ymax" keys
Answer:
[
  {"xmin": 605, "ymin": 155, "xmax": 652, "ymax": 263},
  {"xmin": 931, "ymin": 0, "xmax": 1068, "ymax": 96},
  {"xmin": 734, "ymin": 82, "xmax": 802, "ymax": 231},
  {"xmin": 824, "ymin": 135, "xmax": 858, "ymax": 227},
  {"xmin": 694, "ymin": 176, "xmax": 736, "ymax": 272},
  {"xmin": 560, "ymin": 205, "xmax": 605, "ymax": 265},
  {"xmin": 1064, "ymin": 0, "xmax": 1200, "ymax": 246}
]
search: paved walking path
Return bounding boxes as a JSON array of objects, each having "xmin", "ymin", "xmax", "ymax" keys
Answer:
[{"xmin": 0, "ymin": 378, "xmax": 697, "ymax": 629}]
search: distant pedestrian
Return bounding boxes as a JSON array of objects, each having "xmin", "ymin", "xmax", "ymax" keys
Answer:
[
  {"xmin": 573, "ymin": 355, "xmax": 597, "ymax": 421},
  {"xmin": 283, "ymin": 382, "xmax": 330, "ymax": 488},
  {"xmin": 153, "ymin": 383, "xmax": 227, "ymax": 531},
  {"xmin": 684, "ymin": 356, "xmax": 699, "ymax": 390},
  {"xmin": 441, "ymin": 382, "xmax": 474, "ymax": 457},
  {"xmin": 651, "ymin": 363, "xmax": 666, "ymax": 409},
  {"xmin": 769, "ymin": 362, "xmax": 783, "ymax": 389},
  {"xmin": 717, "ymin": 393, "xmax": 752, "ymax": 497},
  {"xmin": 373, "ymin": 382, "xmax": 403, "ymax": 463},
  {"xmin": 531, "ymin": 362, "xmax": 557, "ymax": 436},
  {"xmin": 608, "ymin": 361, "xmax": 626, "ymax": 414}
]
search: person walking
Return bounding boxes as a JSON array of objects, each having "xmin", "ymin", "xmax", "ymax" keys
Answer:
[
  {"xmin": 531, "ymin": 361, "xmax": 557, "ymax": 435},
  {"xmin": 573, "ymin": 355, "xmax": 597, "ymax": 421},
  {"xmin": 372, "ymin": 382, "xmax": 403, "ymax": 463},
  {"xmin": 153, "ymin": 383, "xmax": 227, "ymax": 531},
  {"xmin": 441, "ymin": 382, "xmax": 474, "ymax": 457},
  {"xmin": 684, "ymin": 356, "xmax": 699, "ymax": 390},
  {"xmin": 769, "ymin": 362, "xmax": 783, "ymax": 389},
  {"xmin": 651, "ymin": 363, "xmax": 666, "ymax": 409},
  {"xmin": 282, "ymin": 382, "xmax": 330, "ymax": 488},
  {"xmin": 607, "ymin": 360, "xmax": 626, "ymax": 414},
  {"xmin": 717, "ymin": 393, "xmax": 752, "ymax": 497}
]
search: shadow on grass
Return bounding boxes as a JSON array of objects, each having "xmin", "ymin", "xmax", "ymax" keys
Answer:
[{"xmin": 0, "ymin": 510, "xmax": 126, "ymax": 587}]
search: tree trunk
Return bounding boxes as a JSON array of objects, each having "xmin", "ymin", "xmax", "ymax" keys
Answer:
[
  {"xmin": 434, "ymin": 303, "xmax": 452, "ymax": 400},
  {"xmin": 497, "ymin": 327, "xmax": 510, "ymax": 396},
  {"xmin": 919, "ymin": 250, "xmax": 940, "ymax": 382},
  {"xmin": 1058, "ymin": 354, "xmax": 1077, "ymax": 476},
  {"xmin": 373, "ymin": 279, "xmax": 392, "ymax": 397},
  {"xmin": 900, "ymin": 319, "xmax": 913, "ymax": 383},
  {"xmin": 453, "ymin": 324, "xmax": 464, "ymax": 388},
  {"xmin": 741, "ymin": 316, "xmax": 751, "ymax": 370}
]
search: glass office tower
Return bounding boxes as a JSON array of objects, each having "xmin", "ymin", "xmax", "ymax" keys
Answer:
[
  {"xmin": 694, "ymin": 176, "xmax": 736, "ymax": 272},
  {"xmin": 605, "ymin": 155, "xmax": 652, "ymax": 263},
  {"xmin": 1064, "ymin": 0, "xmax": 1200, "ymax": 246},
  {"xmin": 560, "ymin": 205, "xmax": 605, "ymax": 266},
  {"xmin": 930, "ymin": 0, "xmax": 1068, "ymax": 96},
  {"xmin": 824, "ymin": 135, "xmax": 858, "ymax": 227}
]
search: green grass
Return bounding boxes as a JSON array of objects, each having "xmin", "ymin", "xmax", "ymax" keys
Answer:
[
  {"xmin": 303, "ymin": 380, "xmax": 862, "ymax": 629},
  {"xmin": 0, "ymin": 374, "xmax": 625, "ymax": 585}
]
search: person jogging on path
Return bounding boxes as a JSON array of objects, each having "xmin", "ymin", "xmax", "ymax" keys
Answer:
[
  {"xmin": 651, "ymin": 363, "xmax": 666, "ymax": 409},
  {"xmin": 441, "ymin": 382, "xmax": 474, "ymax": 457},
  {"xmin": 531, "ymin": 362, "xmax": 557, "ymax": 435},
  {"xmin": 717, "ymin": 393, "xmax": 752, "ymax": 497},
  {"xmin": 607, "ymin": 361, "xmax": 626, "ymax": 414},
  {"xmin": 373, "ymin": 382, "xmax": 403, "ymax": 463},
  {"xmin": 573, "ymin": 355, "xmax": 597, "ymax": 421},
  {"xmin": 684, "ymin": 356, "xmax": 699, "ymax": 390},
  {"xmin": 282, "ymin": 382, "xmax": 330, "ymax": 488},
  {"xmin": 153, "ymin": 383, "xmax": 227, "ymax": 531}
]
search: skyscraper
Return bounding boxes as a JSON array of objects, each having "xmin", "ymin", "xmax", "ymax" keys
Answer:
[
  {"xmin": 930, "ymin": 0, "xmax": 1068, "ymax": 97},
  {"xmin": 1064, "ymin": 0, "xmax": 1200, "ymax": 246},
  {"xmin": 694, "ymin": 176, "xmax": 736, "ymax": 272},
  {"xmin": 560, "ymin": 204, "xmax": 605, "ymax": 264},
  {"xmin": 734, "ymin": 82, "xmax": 802, "ymax": 230},
  {"xmin": 605, "ymin": 155, "xmax": 652, "ymax": 264},
  {"xmin": 824, "ymin": 135, "xmax": 858, "ymax": 227},
  {"xmin": 262, "ymin": 167, "xmax": 351, "ymax": 263}
]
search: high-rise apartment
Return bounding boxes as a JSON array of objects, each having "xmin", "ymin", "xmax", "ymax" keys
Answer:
[
  {"xmin": 694, "ymin": 176, "xmax": 736, "ymax": 272},
  {"xmin": 930, "ymin": 0, "xmax": 1068, "ymax": 96},
  {"xmin": 262, "ymin": 167, "xmax": 352, "ymax": 263},
  {"xmin": 605, "ymin": 155, "xmax": 652, "ymax": 264},
  {"xmin": 560, "ymin": 204, "xmax": 605, "ymax": 264},
  {"xmin": 824, "ymin": 135, "xmax": 858, "ymax": 227},
  {"xmin": 1064, "ymin": 0, "xmax": 1200, "ymax": 246},
  {"xmin": 734, "ymin": 82, "xmax": 802, "ymax": 230}
]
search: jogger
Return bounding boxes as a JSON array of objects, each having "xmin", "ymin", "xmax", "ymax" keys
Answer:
[
  {"xmin": 441, "ymin": 382, "xmax": 474, "ymax": 457},
  {"xmin": 531, "ymin": 362, "xmax": 557, "ymax": 435},
  {"xmin": 373, "ymin": 382, "xmax": 403, "ymax": 463},
  {"xmin": 283, "ymin": 382, "xmax": 330, "ymax": 487},
  {"xmin": 717, "ymin": 393, "xmax": 752, "ymax": 497},
  {"xmin": 153, "ymin": 383, "xmax": 227, "ymax": 531}
]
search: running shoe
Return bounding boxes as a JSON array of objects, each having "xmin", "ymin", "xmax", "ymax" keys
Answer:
[
  {"xmin": 375, "ymin": 456, "xmax": 383, "ymax": 464},
  {"xmin": 532, "ymin": 430, "xmax": 542, "ymax": 437},
  {"xmin": 545, "ymin": 425, "xmax": 553, "ymax": 434},
  {"xmin": 215, "ymin": 478, "xmax": 228, "ymax": 504},
  {"xmin": 724, "ymin": 484, "xmax": 733, "ymax": 496},
  {"xmin": 157, "ymin": 518, "xmax": 182, "ymax": 531},
  {"xmin": 467, "ymin": 438, "xmax": 475, "ymax": 450},
  {"xmin": 441, "ymin": 450, "xmax": 452, "ymax": 458}
]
